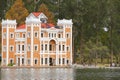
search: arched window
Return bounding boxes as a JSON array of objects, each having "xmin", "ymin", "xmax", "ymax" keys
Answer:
[{"xmin": 49, "ymin": 40, "xmax": 56, "ymax": 51}]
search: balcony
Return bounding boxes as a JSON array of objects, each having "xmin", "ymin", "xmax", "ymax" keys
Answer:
[{"xmin": 15, "ymin": 38, "xmax": 25, "ymax": 42}]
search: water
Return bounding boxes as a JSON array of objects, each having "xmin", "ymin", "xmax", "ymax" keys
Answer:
[{"xmin": 1, "ymin": 68, "xmax": 120, "ymax": 80}]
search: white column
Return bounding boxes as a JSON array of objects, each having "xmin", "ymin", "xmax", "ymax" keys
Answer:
[
  {"xmin": 63, "ymin": 25, "xmax": 65, "ymax": 38},
  {"xmin": 47, "ymin": 55, "xmax": 49, "ymax": 66},
  {"xmin": 48, "ymin": 42, "xmax": 49, "ymax": 53},
  {"xmin": 20, "ymin": 55, "xmax": 22, "ymax": 66},
  {"xmin": 40, "ymin": 55, "xmax": 41, "ymax": 66},
  {"xmin": 61, "ymin": 42, "xmax": 62, "ymax": 66},
  {"xmin": 56, "ymin": 42, "xmax": 58, "ymax": 65},
  {"xmin": 25, "ymin": 31, "xmax": 27, "ymax": 66},
  {"xmin": 70, "ymin": 27, "xmax": 72, "ymax": 65},
  {"xmin": 48, "ymin": 42, "xmax": 50, "ymax": 66},
  {"xmin": 1, "ymin": 28, "xmax": 3, "ymax": 66},
  {"xmin": 31, "ymin": 24, "xmax": 33, "ymax": 66},
  {"xmin": 65, "ymin": 57, "xmax": 67, "ymax": 65},
  {"xmin": 43, "ymin": 55, "xmax": 45, "ymax": 65},
  {"xmin": 65, "ymin": 44, "xmax": 67, "ymax": 65},
  {"xmin": 20, "ymin": 42, "xmax": 22, "ymax": 54},
  {"xmin": 6, "ymin": 26, "xmax": 9, "ymax": 65},
  {"xmin": 43, "ymin": 41, "xmax": 45, "ymax": 53},
  {"xmin": 16, "ymin": 56, "xmax": 18, "ymax": 66}
]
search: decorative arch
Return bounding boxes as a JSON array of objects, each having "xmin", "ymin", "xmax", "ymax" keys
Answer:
[{"xmin": 49, "ymin": 39, "xmax": 56, "ymax": 51}]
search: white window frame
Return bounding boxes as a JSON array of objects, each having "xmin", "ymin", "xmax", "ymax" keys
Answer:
[
  {"xmin": 27, "ymin": 32, "xmax": 31, "ymax": 38},
  {"xmin": 3, "ymin": 46, "xmax": 6, "ymax": 52},
  {"xmin": 27, "ymin": 59, "xmax": 30, "ymax": 65},
  {"xmin": 16, "ymin": 33, "xmax": 20, "ymax": 38},
  {"xmin": 3, "ymin": 33, "xmax": 6, "ymax": 39},
  {"xmin": 27, "ymin": 44, "xmax": 31, "ymax": 51},
  {"xmin": 10, "ymin": 45, "xmax": 14, "ymax": 52},
  {"xmin": 3, "ymin": 58, "xmax": 6, "ymax": 65}
]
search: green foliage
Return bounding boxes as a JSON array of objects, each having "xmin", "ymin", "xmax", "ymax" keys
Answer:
[
  {"xmin": 1, "ymin": 0, "xmax": 120, "ymax": 64},
  {"xmin": 8, "ymin": 63, "xmax": 15, "ymax": 66},
  {"xmin": 5, "ymin": 0, "xmax": 29, "ymax": 25},
  {"xmin": 38, "ymin": 3, "xmax": 55, "ymax": 23}
]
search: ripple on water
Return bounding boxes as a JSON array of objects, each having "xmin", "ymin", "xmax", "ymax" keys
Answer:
[{"xmin": 1, "ymin": 68, "xmax": 74, "ymax": 80}]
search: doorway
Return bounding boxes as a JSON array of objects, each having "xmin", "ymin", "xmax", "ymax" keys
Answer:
[{"xmin": 49, "ymin": 58, "xmax": 53, "ymax": 66}]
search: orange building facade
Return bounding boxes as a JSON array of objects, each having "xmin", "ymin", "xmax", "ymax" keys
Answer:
[{"xmin": 1, "ymin": 12, "xmax": 73, "ymax": 67}]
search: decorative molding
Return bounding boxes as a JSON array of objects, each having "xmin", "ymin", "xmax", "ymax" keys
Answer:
[{"xmin": 57, "ymin": 19, "xmax": 73, "ymax": 25}]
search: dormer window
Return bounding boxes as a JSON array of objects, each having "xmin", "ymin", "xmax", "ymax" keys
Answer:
[{"xmin": 40, "ymin": 18, "xmax": 47, "ymax": 23}]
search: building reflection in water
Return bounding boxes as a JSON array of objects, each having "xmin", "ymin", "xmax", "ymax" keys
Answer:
[{"xmin": 1, "ymin": 68, "xmax": 74, "ymax": 80}]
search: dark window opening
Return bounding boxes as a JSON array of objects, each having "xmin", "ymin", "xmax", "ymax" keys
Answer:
[
  {"xmin": 41, "ymin": 58, "xmax": 43, "ymax": 64},
  {"xmin": 22, "ymin": 58, "xmax": 24, "ymax": 64},
  {"xmin": 35, "ymin": 59, "xmax": 37, "ymax": 64},
  {"xmin": 63, "ymin": 58, "xmax": 65, "ymax": 64},
  {"xmin": 49, "ymin": 45, "xmax": 52, "ymax": 51},
  {"xmin": 45, "ymin": 58, "xmax": 47, "ymax": 64}
]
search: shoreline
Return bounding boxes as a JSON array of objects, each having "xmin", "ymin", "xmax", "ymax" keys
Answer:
[
  {"xmin": 1, "ymin": 64, "xmax": 120, "ymax": 69},
  {"xmin": 72, "ymin": 64, "xmax": 120, "ymax": 69},
  {"xmin": 0, "ymin": 66, "xmax": 71, "ymax": 69}
]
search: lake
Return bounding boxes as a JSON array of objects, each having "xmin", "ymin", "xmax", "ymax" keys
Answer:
[{"xmin": 1, "ymin": 68, "xmax": 120, "ymax": 80}]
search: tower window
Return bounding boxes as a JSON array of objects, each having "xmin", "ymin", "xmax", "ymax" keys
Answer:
[
  {"xmin": 10, "ymin": 33, "xmax": 14, "ymax": 38},
  {"xmin": 34, "ymin": 32, "xmax": 38, "ymax": 38},
  {"xmin": 34, "ymin": 45, "xmax": 38, "ymax": 51},
  {"xmin": 3, "ymin": 46, "xmax": 6, "ymax": 52},
  {"xmin": 67, "ymin": 46, "xmax": 69, "ymax": 52},
  {"xmin": 28, "ymin": 45, "xmax": 31, "ymax": 51},
  {"xmin": 3, "ymin": 33, "xmax": 6, "ymax": 39},
  {"xmin": 28, "ymin": 59, "xmax": 30, "ymax": 65},
  {"xmin": 27, "ymin": 32, "xmax": 31, "ymax": 38},
  {"xmin": 10, "ymin": 46, "xmax": 14, "ymax": 52}
]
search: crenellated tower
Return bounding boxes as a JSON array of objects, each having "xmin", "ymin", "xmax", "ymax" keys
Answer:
[{"xmin": 1, "ymin": 19, "xmax": 17, "ymax": 66}]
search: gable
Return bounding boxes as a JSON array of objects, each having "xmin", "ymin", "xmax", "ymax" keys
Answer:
[{"xmin": 38, "ymin": 13, "xmax": 48, "ymax": 19}]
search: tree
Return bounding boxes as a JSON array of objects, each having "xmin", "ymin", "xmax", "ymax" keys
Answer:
[
  {"xmin": 5, "ymin": 0, "xmax": 29, "ymax": 25},
  {"xmin": 38, "ymin": 3, "xmax": 55, "ymax": 23}
]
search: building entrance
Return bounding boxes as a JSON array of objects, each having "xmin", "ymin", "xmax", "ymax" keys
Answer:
[{"xmin": 49, "ymin": 58, "xmax": 53, "ymax": 66}]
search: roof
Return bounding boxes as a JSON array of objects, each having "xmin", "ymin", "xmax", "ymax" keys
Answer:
[
  {"xmin": 16, "ymin": 23, "xmax": 55, "ymax": 29},
  {"xmin": 17, "ymin": 24, "xmax": 26, "ymax": 29},
  {"xmin": 32, "ymin": 12, "xmax": 41, "ymax": 17},
  {"xmin": 41, "ymin": 23, "xmax": 55, "ymax": 28}
]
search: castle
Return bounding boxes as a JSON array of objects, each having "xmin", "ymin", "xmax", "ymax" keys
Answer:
[{"xmin": 1, "ymin": 12, "xmax": 73, "ymax": 66}]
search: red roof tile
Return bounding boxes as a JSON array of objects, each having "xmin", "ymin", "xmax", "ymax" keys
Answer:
[
  {"xmin": 32, "ymin": 12, "xmax": 41, "ymax": 17},
  {"xmin": 41, "ymin": 23, "xmax": 55, "ymax": 28},
  {"xmin": 17, "ymin": 24, "xmax": 26, "ymax": 29}
]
